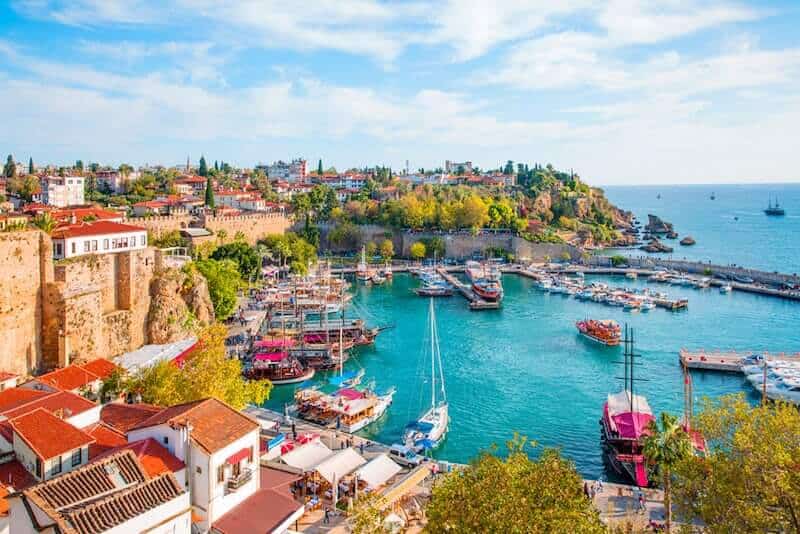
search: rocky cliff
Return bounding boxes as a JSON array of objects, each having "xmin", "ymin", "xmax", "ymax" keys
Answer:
[{"xmin": 147, "ymin": 267, "xmax": 215, "ymax": 345}]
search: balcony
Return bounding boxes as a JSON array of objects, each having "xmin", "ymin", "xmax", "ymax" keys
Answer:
[{"xmin": 226, "ymin": 468, "xmax": 253, "ymax": 492}]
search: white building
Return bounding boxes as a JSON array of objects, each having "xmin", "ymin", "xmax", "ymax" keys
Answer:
[
  {"xmin": 125, "ymin": 398, "xmax": 262, "ymax": 532},
  {"xmin": 50, "ymin": 220, "xmax": 148, "ymax": 260},
  {"xmin": 445, "ymin": 160, "xmax": 473, "ymax": 174},
  {"xmin": 8, "ymin": 449, "xmax": 191, "ymax": 534},
  {"xmin": 258, "ymin": 159, "xmax": 307, "ymax": 182},
  {"xmin": 96, "ymin": 169, "xmax": 140, "ymax": 193},
  {"xmin": 40, "ymin": 175, "xmax": 85, "ymax": 207}
]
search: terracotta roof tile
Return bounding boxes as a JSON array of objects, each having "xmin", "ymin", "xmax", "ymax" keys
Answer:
[
  {"xmin": 10, "ymin": 408, "xmax": 95, "ymax": 460},
  {"xmin": 100, "ymin": 403, "xmax": 162, "ymax": 433},
  {"xmin": 79, "ymin": 359, "xmax": 120, "ymax": 381},
  {"xmin": 84, "ymin": 422, "xmax": 127, "ymax": 459},
  {"xmin": 212, "ymin": 488, "xmax": 302, "ymax": 534},
  {"xmin": 131, "ymin": 398, "xmax": 259, "ymax": 454},
  {"xmin": 22, "ymin": 450, "xmax": 185, "ymax": 534},
  {"xmin": 2, "ymin": 390, "xmax": 96, "ymax": 420},
  {"xmin": 51, "ymin": 220, "xmax": 146, "ymax": 239},
  {"xmin": 0, "ymin": 388, "xmax": 52, "ymax": 413},
  {"xmin": 94, "ymin": 438, "xmax": 185, "ymax": 477},
  {"xmin": 0, "ymin": 459, "xmax": 37, "ymax": 491},
  {"xmin": 35, "ymin": 365, "xmax": 100, "ymax": 392}
]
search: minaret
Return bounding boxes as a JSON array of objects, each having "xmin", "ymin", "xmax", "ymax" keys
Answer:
[{"xmin": 186, "ymin": 155, "xmax": 191, "ymax": 173}]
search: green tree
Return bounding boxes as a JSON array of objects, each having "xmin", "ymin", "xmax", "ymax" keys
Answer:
[
  {"xmin": 258, "ymin": 232, "xmax": 317, "ymax": 275},
  {"xmin": 379, "ymin": 239, "xmax": 394, "ymax": 261},
  {"xmin": 75, "ymin": 160, "xmax": 83, "ymax": 172},
  {"xmin": 4, "ymin": 155, "xmax": 16, "ymax": 178},
  {"xmin": 409, "ymin": 241, "xmax": 426, "ymax": 260},
  {"xmin": 129, "ymin": 325, "xmax": 271, "ymax": 410},
  {"xmin": 204, "ymin": 176, "xmax": 214, "ymax": 207},
  {"xmin": 31, "ymin": 212, "xmax": 57, "ymax": 234},
  {"xmin": 211, "ymin": 242, "xmax": 260, "ymax": 281},
  {"xmin": 193, "ymin": 259, "xmax": 240, "ymax": 320},
  {"xmin": 9, "ymin": 174, "xmax": 40, "ymax": 202},
  {"xmin": 317, "ymin": 158, "xmax": 323, "ymax": 175},
  {"xmin": 150, "ymin": 230, "xmax": 187, "ymax": 249},
  {"xmin": 426, "ymin": 434, "xmax": 604, "ymax": 533},
  {"xmin": 28, "ymin": 157, "xmax": 34, "ymax": 175},
  {"xmin": 349, "ymin": 492, "xmax": 386, "ymax": 534},
  {"xmin": 198, "ymin": 156, "xmax": 208, "ymax": 177},
  {"xmin": 642, "ymin": 412, "xmax": 693, "ymax": 533},
  {"xmin": 672, "ymin": 394, "xmax": 800, "ymax": 532}
]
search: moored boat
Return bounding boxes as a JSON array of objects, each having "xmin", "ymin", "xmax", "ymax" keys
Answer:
[
  {"xmin": 472, "ymin": 279, "xmax": 503, "ymax": 301},
  {"xmin": 576, "ymin": 319, "xmax": 622, "ymax": 346}
]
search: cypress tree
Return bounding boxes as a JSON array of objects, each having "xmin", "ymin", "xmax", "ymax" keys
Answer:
[
  {"xmin": 214, "ymin": 160, "xmax": 219, "ymax": 172},
  {"xmin": 204, "ymin": 176, "xmax": 215, "ymax": 208},
  {"xmin": 317, "ymin": 159, "xmax": 323, "ymax": 175},
  {"xmin": 4, "ymin": 155, "xmax": 16, "ymax": 178},
  {"xmin": 28, "ymin": 157, "xmax": 34, "ymax": 174},
  {"xmin": 199, "ymin": 156, "xmax": 208, "ymax": 177}
]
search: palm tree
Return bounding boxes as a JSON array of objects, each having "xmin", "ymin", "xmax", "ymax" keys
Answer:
[
  {"xmin": 642, "ymin": 412, "xmax": 693, "ymax": 533},
  {"xmin": 31, "ymin": 212, "xmax": 57, "ymax": 234}
]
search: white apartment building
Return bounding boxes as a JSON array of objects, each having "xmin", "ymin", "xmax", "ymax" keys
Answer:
[
  {"xmin": 50, "ymin": 220, "xmax": 148, "ymax": 260},
  {"xmin": 258, "ymin": 159, "xmax": 307, "ymax": 182},
  {"xmin": 96, "ymin": 169, "xmax": 140, "ymax": 193},
  {"xmin": 40, "ymin": 175, "xmax": 85, "ymax": 207}
]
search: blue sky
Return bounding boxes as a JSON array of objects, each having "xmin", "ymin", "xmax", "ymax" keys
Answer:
[{"xmin": 1, "ymin": 1, "xmax": 799, "ymax": 184}]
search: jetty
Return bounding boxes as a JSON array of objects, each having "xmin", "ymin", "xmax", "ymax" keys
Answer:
[
  {"xmin": 436, "ymin": 269, "xmax": 500, "ymax": 310},
  {"xmin": 680, "ymin": 349, "xmax": 800, "ymax": 372}
]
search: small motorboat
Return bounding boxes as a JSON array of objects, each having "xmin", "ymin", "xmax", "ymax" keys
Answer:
[{"xmin": 719, "ymin": 284, "xmax": 732, "ymax": 293}]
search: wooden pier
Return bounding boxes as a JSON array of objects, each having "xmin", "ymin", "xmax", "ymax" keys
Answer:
[
  {"xmin": 679, "ymin": 349, "xmax": 800, "ymax": 372},
  {"xmin": 436, "ymin": 269, "xmax": 500, "ymax": 310}
]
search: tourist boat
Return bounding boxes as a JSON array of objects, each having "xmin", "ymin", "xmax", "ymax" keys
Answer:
[
  {"xmin": 404, "ymin": 299, "xmax": 449, "ymax": 453},
  {"xmin": 472, "ymin": 279, "xmax": 503, "ymax": 301},
  {"xmin": 710, "ymin": 192, "xmax": 716, "ymax": 200},
  {"xmin": 600, "ymin": 327, "xmax": 654, "ymax": 487},
  {"xmin": 766, "ymin": 377, "xmax": 800, "ymax": 404},
  {"xmin": 625, "ymin": 271, "xmax": 638, "ymax": 280},
  {"xmin": 623, "ymin": 301, "xmax": 640, "ymax": 313},
  {"xmin": 371, "ymin": 273, "xmax": 387, "ymax": 285},
  {"xmin": 245, "ymin": 352, "xmax": 315, "ymax": 385},
  {"xmin": 719, "ymin": 284, "xmax": 732, "ymax": 293},
  {"xmin": 764, "ymin": 197, "xmax": 786, "ymax": 216},
  {"xmin": 576, "ymin": 319, "xmax": 622, "ymax": 346},
  {"xmin": 639, "ymin": 301, "xmax": 655, "ymax": 312},
  {"xmin": 466, "ymin": 261, "xmax": 504, "ymax": 302},
  {"xmin": 356, "ymin": 246, "xmax": 373, "ymax": 281},
  {"xmin": 414, "ymin": 283, "xmax": 453, "ymax": 297},
  {"xmin": 294, "ymin": 386, "xmax": 395, "ymax": 433}
]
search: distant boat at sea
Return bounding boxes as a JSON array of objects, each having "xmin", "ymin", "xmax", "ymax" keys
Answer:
[
  {"xmin": 764, "ymin": 197, "xmax": 786, "ymax": 216},
  {"xmin": 710, "ymin": 192, "xmax": 716, "ymax": 200},
  {"xmin": 656, "ymin": 193, "xmax": 661, "ymax": 199}
]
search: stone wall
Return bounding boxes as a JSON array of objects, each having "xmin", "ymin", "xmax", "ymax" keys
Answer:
[
  {"xmin": 400, "ymin": 231, "xmax": 514, "ymax": 259},
  {"xmin": 0, "ymin": 231, "xmax": 52, "ymax": 375},
  {"xmin": 126, "ymin": 214, "xmax": 192, "ymax": 238},
  {"xmin": 511, "ymin": 238, "xmax": 581, "ymax": 262},
  {"xmin": 202, "ymin": 213, "xmax": 292, "ymax": 245}
]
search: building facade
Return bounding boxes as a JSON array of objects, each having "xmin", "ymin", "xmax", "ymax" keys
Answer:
[
  {"xmin": 40, "ymin": 176, "xmax": 85, "ymax": 207},
  {"xmin": 50, "ymin": 221, "xmax": 148, "ymax": 260}
]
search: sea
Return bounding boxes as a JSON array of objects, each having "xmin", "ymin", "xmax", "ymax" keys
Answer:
[{"xmin": 266, "ymin": 183, "xmax": 800, "ymax": 481}]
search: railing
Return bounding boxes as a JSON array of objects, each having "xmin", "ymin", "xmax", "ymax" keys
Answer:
[
  {"xmin": 158, "ymin": 247, "xmax": 191, "ymax": 268},
  {"xmin": 226, "ymin": 468, "xmax": 253, "ymax": 492}
]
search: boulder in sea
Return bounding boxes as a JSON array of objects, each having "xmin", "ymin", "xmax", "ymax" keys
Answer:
[
  {"xmin": 680, "ymin": 236, "xmax": 696, "ymax": 246},
  {"xmin": 666, "ymin": 230, "xmax": 678, "ymax": 239},
  {"xmin": 645, "ymin": 214, "xmax": 674, "ymax": 235},
  {"xmin": 639, "ymin": 238, "xmax": 674, "ymax": 253}
]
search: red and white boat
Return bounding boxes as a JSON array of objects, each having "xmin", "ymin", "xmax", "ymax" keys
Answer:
[
  {"xmin": 245, "ymin": 351, "xmax": 315, "ymax": 385},
  {"xmin": 466, "ymin": 261, "xmax": 503, "ymax": 302},
  {"xmin": 576, "ymin": 319, "xmax": 621, "ymax": 346}
]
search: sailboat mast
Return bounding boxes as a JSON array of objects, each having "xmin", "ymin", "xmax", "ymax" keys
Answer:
[
  {"xmin": 430, "ymin": 299, "xmax": 436, "ymax": 409},
  {"xmin": 339, "ymin": 285, "xmax": 344, "ymax": 377},
  {"xmin": 434, "ymin": 304, "xmax": 446, "ymax": 403}
]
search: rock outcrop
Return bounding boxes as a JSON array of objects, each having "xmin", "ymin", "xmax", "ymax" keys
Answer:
[
  {"xmin": 680, "ymin": 236, "xmax": 696, "ymax": 246},
  {"xmin": 147, "ymin": 267, "xmax": 214, "ymax": 345},
  {"xmin": 645, "ymin": 214, "xmax": 674, "ymax": 235},
  {"xmin": 640, "ymin": 238, "xmax": 674, "ymax": 253}
]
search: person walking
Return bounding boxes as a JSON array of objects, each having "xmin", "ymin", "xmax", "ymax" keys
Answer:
[
  {"xmin": 638, "ymin": 492, "xmax": 646, "ymax": 514},
  {"xmin": 323, "ymin": 507, "xmax": 330, "ymax": 524}
]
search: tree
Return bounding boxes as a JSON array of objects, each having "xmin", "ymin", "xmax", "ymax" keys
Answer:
[
  {"xmin": 642, "ymin": 412, "xmax": 693, "ymax": 533},
  {"xmin": 4, "ymin": 155, "xmax": 16, "ymax": 178},
  {"xmin": 258, "ymin": 232, "xmax": 317, "ymax": 275},
  {"xmin": 409, "ymin": 241, "xmax": 426, "ymax": 260},
  {"xmin": 672, "ymin": 394, "xmax": 800, "ymax": 532},
  {"xmin": 379, "ymin": 239, "xmax": 394, "ymax": 261},
  {"xmin": 75, "ymin": 160, "xmax": 83, "ymax": 172},
  {"xmin": 365, "ymin": 241, "xmax": 377, "ymax": 259},
  {"xmin": 204, "ymin": 176, "xmax": 214, "ymax": 207},
  {"xmin": 349, "ymin": 492, "xmax": 386, "ymax": 534},
  {"xmin": 31, "ymin": 212, "xmax": 57, "ymax": 234},
  {"xmin": 28, "ymin": 157, "xmax": 34, "ymax": 175},
  {"xmin": 193, "ymin": 259, "xmax": 240, "ymax": 320},
  {"xmin": 211, "ymin": 242, "xmax": 260, "ymax": 281},
  {"xmin": 198, "ymin": 156, "xmax": 209, "ymax": 177},
  {"xmin": 129, "ymin": 325, "xmax": 271, "ymax": 410},
  {"xmin": 426, "ymin": 435, "xmax": 605, "ymax": 533},
  {"xmin": 9, "ymin": 174, "xmax": 39, "ymax": 201},
  {"xmin": 317, "ymin": 159, "xmax": 323, "ymax": 175}
]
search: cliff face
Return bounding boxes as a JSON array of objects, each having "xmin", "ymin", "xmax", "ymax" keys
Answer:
[{"xmin": 147, "ymin": 267, "xmax": 214, "ymax": 345}]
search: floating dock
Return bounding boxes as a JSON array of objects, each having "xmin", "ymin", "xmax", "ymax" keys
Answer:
[
  {"xmin": 437, "ymin": 269, "xmax": 500, "ymax": 310},
  {"xmin": 679, "ymin": 349, "xmax": 800, "ymax": 372}
]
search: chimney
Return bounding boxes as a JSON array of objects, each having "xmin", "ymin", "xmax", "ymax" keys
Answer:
[{"xmin": 70, "ymin": 212, "xmax": 77, "ymax": 225}]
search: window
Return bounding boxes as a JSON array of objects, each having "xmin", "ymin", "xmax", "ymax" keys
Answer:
[
  {"xmin": 196, "ymin": 466, "xmax": 202, "ymax": 474},
  {"xmin": 84, "ymin": 241, "xmax": 90, "ymax": 253},
  {"xmin": 217, "ymin": 464, "xmax": 225, "ymax": 483},
  {"xmin": 55, "ymin": 243, "xmax": 63, "ymax": 257},
  {"xmin": 163, "ymin": 436, "xmax": 169, "ymax": 445},
  {"xmin": 91, "ymin": 240, "xmax": 98, "ymax": 251},
  {"xmin": 71, "ymin": 449, "xmax": 82, "ymax": 467},
  {"xmin": 103, "ymin": 239, "xmax": 109, "ymax": 250},
  {"xmin": 71, "ymin": 242, "xmax": 76, "ymax": 254},
  {"xmin": 141, "ymin": 234, "xmax": 147, "ymax": 246},
  {"xmin": 51, "ymin": 456, "xmax": 62, "ymax": 476}
]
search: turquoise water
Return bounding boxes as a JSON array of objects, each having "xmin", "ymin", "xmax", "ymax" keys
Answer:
[
  {"xmin": 266, "ymin": 183, "xmax": 800, "ymax": 480},
  {"xmin": 602, "ymin": 183, "xmax": 800, "ymax": 274},
  {"xmin": 267, "ymin": 272, "xmax": 800, "ymax": 480}
]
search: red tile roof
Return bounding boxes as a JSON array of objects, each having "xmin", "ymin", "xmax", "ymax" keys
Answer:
[
  {"xmin": 51, "ymin": 207, "xmax": 121, "ymax": 224},
  {"xmin": 0, "ymin": 459, "xmax": 37, "ymax": 491},
  {"xmin": 10, "ymin": 408, "xmax": 95, "ymax": 460},
  {"xmin": 84, "ymin": 422, "xmax": 127, "ymax": 459},
  {"xmin": 212, "ymin": 488, "xmax": 302, "ymax": 534},
  {"xmin": 131, "ymin": 398, "xmax": 259, "ymax": 454},
  {"xmin": 80, "ymin": 359, "xmax": 120, "ymax": 381},
  {"xmin": 94, "ymin": 438, "xmax": 185, "ymax": 477},
  {"xmin": 51, "ymin": 220, "xmax": 147, "ymax": 239},
  {"xmin": 0, "ymin": 388, "xmax": 53, "ymax": 413},
  {"xmin": 2, "ymin": 390, "xmax": 96, "ymax": 420},
  {"xmin": 99, "ymin": 403, "xmax": 162, "ymax": 433},
  {"xmin": 35, "ymin": 365, "xmax": 100, "ymax": 392},
  {"xmin": 0, "ymin": 372, "xmax": 18, "ymax": 382}
]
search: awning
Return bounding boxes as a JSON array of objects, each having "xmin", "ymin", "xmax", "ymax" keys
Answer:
[
  {"xmin": 314, "ymin": 448, "xmax": 366, "ymax": 484},
  {"xmin": 254, "ymin": 338, "xmax": 295, "ymax": 349},
  {"xmin": 253, "ymin": 352, "xmax": 288, "ymax": 362},
  {"xmin": 355, "ymin": 454, "xmax": 402, "ymax": 489},
  {"xmin": 380, "ymin": 465, "xmax": 432, "ymax": 509},
  {"xmin": 226, "ymin": 447, "xmax": 251, "ymax": 465},
  {"xmin": 281, "ymin": 441, "xmax": 333, "ymax": 472}
]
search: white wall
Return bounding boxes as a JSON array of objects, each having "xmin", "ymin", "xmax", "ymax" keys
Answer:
[
  {"xmin": 127, "ymin": 424, "xmax": 185, "ymax": 460},
  {"xmin": 13, "ymin": 435, "xmax": 40, "ymax": 481},
  {"xmin": 105, "ymin": 492, "xmax": 191, "ymax": 534},
  {"xmin": 42, "ymin": 445, "xmax": 89, "ymax": 480},
  {"xmin": 54, "ymin": 230, "xmax": 147, "ymax": 259},
  {"xmin": 68, "ymin": 404, "xmax": 101, "ymax": 428}
]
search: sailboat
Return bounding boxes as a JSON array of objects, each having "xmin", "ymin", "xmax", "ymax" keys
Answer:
[
  {"xmin": 403, "ymin": 299, "xmax": 449, "ymax": 453},
  {"xmin": 764, "ymin": 196, "xmax": 786, "ymax": 216},
  {"xmin": 356, "ymin": 246, "xmax": 373, "ymax": 281}
]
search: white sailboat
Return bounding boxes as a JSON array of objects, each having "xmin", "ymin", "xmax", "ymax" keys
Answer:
[
  {"xmin": 404, "ymin": 299, "xmax": 449, "ymax": 453},
  {"xmin": 356, "ymin": 246, "xmax": 372, "ymax": 281}
]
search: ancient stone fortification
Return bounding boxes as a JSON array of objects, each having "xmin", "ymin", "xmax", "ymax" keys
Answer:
[
  {"xmin": 126, "ymin": 214, "xmax": 192, "ymax": 238},
  {"xmin": 0, "ymin": 230, "xmax": 214, "ymax": 375},
  {"xmin": 201, "ymin": 213, "xmax": 292, "ymax": 244},
  {"xmin": 0, "ymin": 231, "xmax": 52, "ymax": 375}
]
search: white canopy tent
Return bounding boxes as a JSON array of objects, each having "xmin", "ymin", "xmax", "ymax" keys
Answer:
[
  {"xmin": 355, "ymin": 454, "xmax": 402, "ymax": 490},
  {"xmin": 314, "ymin": 447, "xmax": 366, "ymax": 484},
  {"xmin": 281, "ymin": 441, "xmax": 334, "ymax": 472},
  {"xmin": 607, "ymin": 390, "xmax": 652, "ymax": 416}
]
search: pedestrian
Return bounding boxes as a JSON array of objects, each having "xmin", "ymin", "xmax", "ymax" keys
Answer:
[
  {"xmin": 589, "ymin": 485, "xmax": 595, "ymax": 500},
  {"xmin": 597, "ymin": 479, "xmax": 604, "ymax": 493},
  {"xmin": 359, "ymin": 441, "xmax": 365, "ymax": 455},
  {"xmin": 638, "ymin": 492, "xmax": 646, "ymax": 514},
  {"xmin": 323, "ymin": 507, "xmax": 330, "ymax": 524},
  {"xmin": 291, "ymin": 422, "xmax": 297, "ymax": 441}
]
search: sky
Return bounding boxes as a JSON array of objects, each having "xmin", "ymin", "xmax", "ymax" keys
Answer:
[{"xmin": 0, "ymin": 1, "xmax": 799, "ymax": 185}]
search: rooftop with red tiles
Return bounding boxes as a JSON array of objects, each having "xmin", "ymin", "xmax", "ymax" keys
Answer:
[
  {"xmin": 51, "ymin": 220, "xmax": 147, "ymax": 239},
  {"xmin": 2, "ymin": 390, "xmax": 96, "ymax": 420},
  {"xmin": 94, "ymin": 438, "xmax": 185, "ymax": 477},
  {"xmin": 84, "ymin": 422, "xmax": 127, "ymax": 459},
  {"xmin": 99, "ymin": 403, "xmax": 162, "ymax": 433},
  {"xmin": 79, "ymin": 358, "xmax": 120, "ymax": 381},
  {"xmin": 0, "ymin": 388, "xmax": 53, "ymax": 413},
  {"xmin": 35, "ymin": 365, "xmax": 100, "ymax": 392},
  {"xmin": 10, "ymin": 408, "xmax": 95, "ymax": 460}
]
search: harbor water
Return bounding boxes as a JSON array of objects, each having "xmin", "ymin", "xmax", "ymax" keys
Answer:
[{"xmin": 266, "ymin": 271, "xmax": 800, "ymax": 480}]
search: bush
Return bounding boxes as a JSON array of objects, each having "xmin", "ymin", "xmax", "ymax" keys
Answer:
[
  {"xmin": 193, "ymin": 260, "xmax": 240, "ymax": 321},
  {"xmin": 610, "ymin": 255, "xmax": 627, "ymax": 267},
  {"xmin": 410, "ymin": 241, "xmax": 426, "ymax": 260}
]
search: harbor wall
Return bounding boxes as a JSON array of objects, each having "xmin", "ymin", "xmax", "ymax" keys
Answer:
[
  {"xmin": 202, "ymin": 212, "xmax": 292, "ymax": 245},
  {"xmin": 590, "ymin": 255, "xmax": 800, "ymax": 285},
  {"xmin": 126, "ymin": 214, "xmax": 192, "ymax": 238}
]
